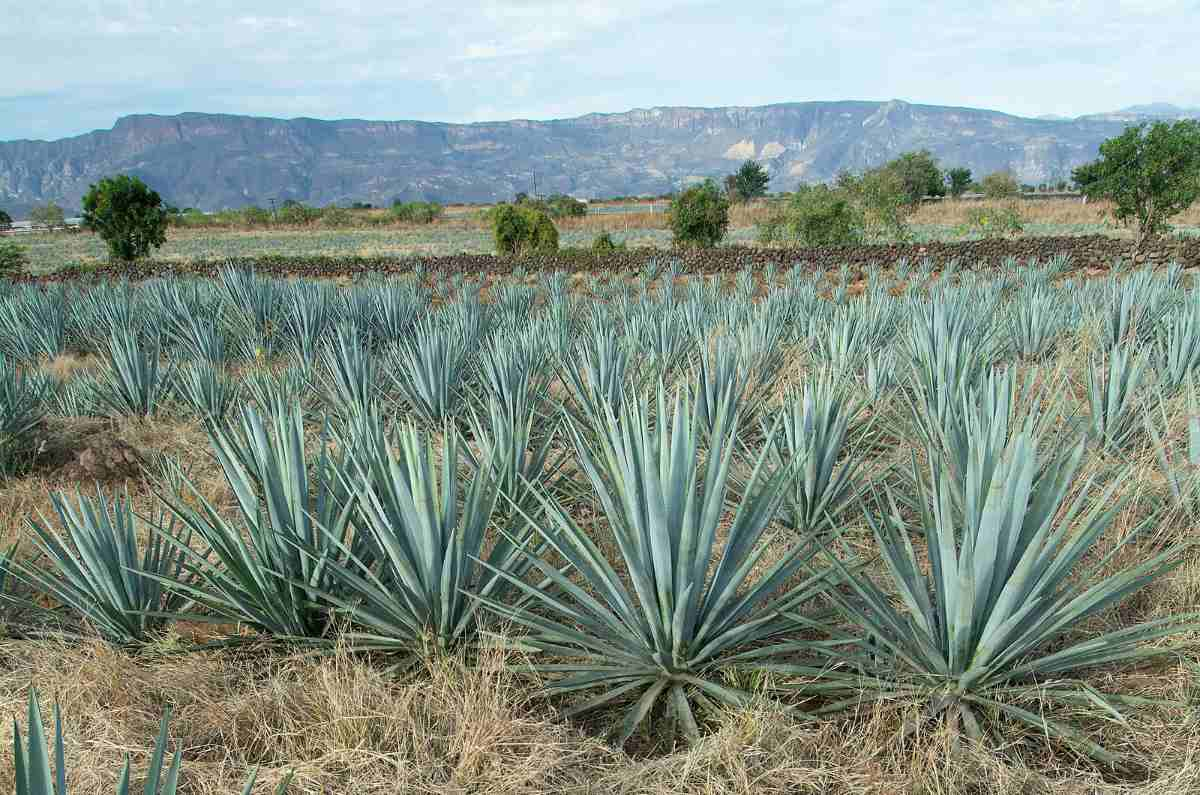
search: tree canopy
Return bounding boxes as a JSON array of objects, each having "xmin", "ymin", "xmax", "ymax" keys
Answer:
[
  {"xmin": 946, "ymin": 167, "xmax": 973, "ymax": 198},
  {"xmin": 81, "ymin": 175, "xmax": 169, "ymax": 261},
  {"xmin": 1072, "ymin": 120, "xmax": 1200, "ymax": 249},
  {"xmin": 726, "ymin": 160, "xmax": 770, "ymax": 202}
]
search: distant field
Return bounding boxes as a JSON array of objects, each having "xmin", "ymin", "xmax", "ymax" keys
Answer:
[{"xmin": 11, "ymin": 197, "xmax": 1200, "ymax": 274}]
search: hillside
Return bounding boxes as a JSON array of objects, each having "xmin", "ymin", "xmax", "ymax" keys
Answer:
[{"xmin": 0, "ymin": 99, "xmax": 1182, "ymax": 215}]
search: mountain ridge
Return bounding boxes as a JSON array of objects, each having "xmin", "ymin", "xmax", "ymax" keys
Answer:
[{"xmin": 1, "ymin": 99, "xmax": 1195, "ymax": 216}]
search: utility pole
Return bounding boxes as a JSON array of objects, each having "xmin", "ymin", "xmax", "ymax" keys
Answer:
[{"xmin": 531, "ymin": 171, "xmax": 537, "ymax": 199}]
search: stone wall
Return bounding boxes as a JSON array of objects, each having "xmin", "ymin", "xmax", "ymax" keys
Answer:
[{"xmin": 14, "ymin": 235, "xmax": 1200, "ymax": 285}]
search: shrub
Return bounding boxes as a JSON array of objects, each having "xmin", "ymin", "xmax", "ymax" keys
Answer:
[
  {"xmin": 668, "ymin": 179, "xmax": 730, "ymax": 248},
  {"xmin": 28, "ymin": 203, "xmax": 65, "ymax": 230},
  {"xmin": 980, "ymin": 170, "xmax": 1021, "ymax": 199},
  {"xmin": 81, "ymin": 175, "xmax": 169, "ymax": 261},
  {"xmin": 392, "ymin": 200, "xmax": 443, "ymax": 224},
  {"xmin": 836, "ymin": 168, "xmax": 912, "ymax": 241},
  {"xmin": 946, "ymin": 166, "xmax": 973, "ymax": 197},
  {"xmin": 1073, "ymin": 120, "xmax": 1200, "ymax": 250},
  {"xmin": 240, "ymin": 205, "xmax": 272, "ymax": 226},
  {"xmin": 726, "ymin": 159, "xmax": 770, "ymax": 202},
  {"xmin": 320, "ymin": 205, "xmax": 352, "ymax": 227},
  {"xmin": 757, "ymin": 184, "xmax": 864, "ymax": 246},
  {"xmin": 543, "ymin": 193, "xmax": 587, "ymax": 218},
  {"xmin": 0, "ymin": 240, "xmax": 28, "ymax": 271},
  {"xmin": 276, "ymin": 201, "xmax": 321, "ymax": 225},
  {"xmin": 591, "ymin": 231, "xmax": 625, "ymax": 253},
  {"xmin": 885, "ymin": 149, "xmax": 945, "ymax": 204},
  {"xmin": 961, "ymin": 203, "xmax": 1024, "ymax": 236},
  {"xmin": 491, "ymin": 204, "xmax": 559, "ymax": 255}
]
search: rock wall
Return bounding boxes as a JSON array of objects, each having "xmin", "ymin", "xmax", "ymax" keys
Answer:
[{"xmin": 13, "ymin": 235, "xmax": 1200, "ymax": 285}]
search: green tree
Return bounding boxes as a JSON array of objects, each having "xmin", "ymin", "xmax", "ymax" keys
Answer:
[
  {"xmin": 980, "ymin": 171, "xmax": 1021, "ymax": 199},
  {"xmin": 491, "ymin": 204, "xmax": 559, "ymax": 255},
  {"xmin": 757, "ymin": 184, "xmax": 864, "ymax": 246},
  {"xmin": 0, "ymin": 209, "xmax": 11, "ymax": 226},
  {"xmin": 81, "ymin": 176, "xmax": 168, "ymax": 261},
  {"xmin": 392, "ymin": 201, "xmax": 443, "ymax": 224},
  {"xmin": 885, "ymin": 150, "xmax": 945, "ymax": 204},
  {"xmin": 29, "ymin": 203, "xmax": 65, "ymax": 230},
  {"xmin": 946, "ymin": 167, "xmax": 973, "ymax": 198},
  {"xmin": 0, "ymin": 241, "xmax": 27, "ymax": 271},
  {"xmin": 1072, "ymin": 120, "xmax": 1200, "ymax": 249},
  {"xmin": 728, "ymin": 159, "xmax": 770, "ymax": 203},
  {"xmin": 668, "ymin": 179, "xmax": 730, "ymax": 247},
  {"xmin": 837, "ymin": 167, "xmax": 911, "ymax": 242}
]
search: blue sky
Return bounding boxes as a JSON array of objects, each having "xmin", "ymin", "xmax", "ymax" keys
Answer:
[{"xmin": 2, "ymin": 1, "xmax": 1198, "ymax": 141}]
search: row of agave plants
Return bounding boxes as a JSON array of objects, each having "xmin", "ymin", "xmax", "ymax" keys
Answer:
[{"xmin": 0, "ymin": 256, "xmax": 1198, "ymax": 788}]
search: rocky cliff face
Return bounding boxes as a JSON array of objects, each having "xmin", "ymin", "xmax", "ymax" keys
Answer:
[{"xmin": 0, "ymin": 100, "xmax": 1162, "ymax": 215}]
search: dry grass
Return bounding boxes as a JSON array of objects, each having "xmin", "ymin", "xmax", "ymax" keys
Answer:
[
  {"xmin": 0, "ymin": 639, "xmax": 1195, "ymax": 794},
  {"xmin": 3, "ymin": 268, "xmax": 1200, "ymax": 793},
  {"xmin": 909, "ymin": 197, "xmax": 1200, "ymax": 228}
]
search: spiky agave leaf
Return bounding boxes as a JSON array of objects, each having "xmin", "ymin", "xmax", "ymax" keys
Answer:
[
  {"xmin": 761, "ymin": 371, "xmax": 868, "ymax": 536},
  {"xmin": 0, "ymin": 287, "xmax": 69, "ymax": 364},
  {"xmin": 1087, "ymin": 342, "xmax": 1150, "ymax": 454},
  {"xmin": 465, "ymin": 393, "xmax": 569, "ymax": 518},
  {"xmin": 0, "ymin": 354, "xmax": 45, "ymax": 477},
  {"xmin": 1145, "ymin": 374, "xmax": 1200, "ymax": 516},
  {"xmin": 92, "ymin": 329, "xmax": 172, "ymax": 418},
  {"xmin": 153, "ymin": 398, "xmax": 359, "ymax": 639},
  {"xmin": 318, "ymin": 323, "xmax": 378, "ymax": 420},
  {"xmin": 772, "ymin": 423, "xmax": 1197, "ymax": 763},
  {"xmin": 173, "ymin": 361, "xmax": 240, "ymax": 425},
  {"xmin": 17, "ymin": 489, "xmax": 195, "ymax": 645},
  {"xmin": 905, "ymin": 300, "xmax": 997, "ymax": 431},
  {"xmin": 1006, "ymin": 285, "xmax": 1066, "ymax": 360},
  {"xmin": 311, "ymin": 413, "xmax": 541, "ymax": 660},
  {"xmin": 1155, "ymin": 306, "xmax": 1200, "ymax": 393},
  {"xmin": 280, "ymin": 282, "xmax": 339, "ymax": 374},
  {"xmin": 476, "ymin": 384, "xmax": 839, "ymax": 747},
  {"xmin": 385, "ymin": 316, "xmax": 469, "ymax": 427},
  {"xmin": 560, "ymin": 329, "xmax": 632, "ymax": 430}
]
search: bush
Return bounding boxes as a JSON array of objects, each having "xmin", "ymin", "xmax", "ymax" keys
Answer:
[
  {"xmin": 980, "ymin": 170, "xmax": 1021, "ymax": 199},
  {"xmin": 946, "ymin": 166, "xmax": 973, "ymax": 197},
  {"xmin": 241, "ymin": 205, "xmax": 272, "ymax": 226},
  {"xmin": 81, "ymin": 175, "xmax": 168, "ymax": 261},
  {"xmin": 1074, "ymin": 120, "xmax": 1200, "ymax": 249},
  {"xmin": 320, "ymin": 206, "xmax": 352, "ymax": 227},
  {"xmin": 757, "ymin": 184, "xmax": 865, "ymax": 247},
  {"xmin": 491, "ymin": 204, "xmax": 559, "ymax": 255},
  {"xmin": 514, "ymin": 194, "xmax": 586, "ymax": 219},
  {"xmin": 668, "ymin": 179, "xmax": 730, "ymax": 248},
  {"xmin": 961, "ymin": 203, "xmax": 1024, "ymax": 237},
  {"xmin": 392, "ymin": 201, "xmax": 443, "ymax": 224},
  {"xmin": 591, "ymin": 231, "xmax": 625, "ymax": 253},
  {"xmin": 886, "ymin": 150, "xmax": 945, "ymax": 204},
  {"xmin": 726, "ymin": 159, "xmax": 770, "ymax": 203},
  {"xmin": 28, "ymin": 203, "xmax": 65, "ymax": 230},
  {"xmin": 276, "ymin": 201, "xmax": 321, "ymax": 225},
  {"xmin": 544, "ymin": 194, "xmax": 587, "ymax": 218},
  {"xmin": 0, "ymin": 241, "xmax": 28, "ymax": 271},
  {"xmin": 836, "ymin": 167, "xmax": 912, "ymax": 241}
]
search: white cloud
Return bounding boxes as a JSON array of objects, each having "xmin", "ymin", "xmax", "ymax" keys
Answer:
[{"xmin": 1, "ymin": 0, "xmax": 1198, "ymax": 139}]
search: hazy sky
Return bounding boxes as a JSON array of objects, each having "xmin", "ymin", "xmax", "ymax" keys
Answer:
[{"xmin": 2, "ymin": 1, "xmax": 1198, "ymax": 141}]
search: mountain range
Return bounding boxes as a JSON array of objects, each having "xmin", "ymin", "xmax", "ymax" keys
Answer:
[{"xmin": 1, "ymin": 100, "xmax": 1196, "ymax": 217}]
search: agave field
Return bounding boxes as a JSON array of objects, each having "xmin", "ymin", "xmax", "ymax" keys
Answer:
[{"xmin": 1, "ymin": 254, "xmax": 1200, "ymax": 792}]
